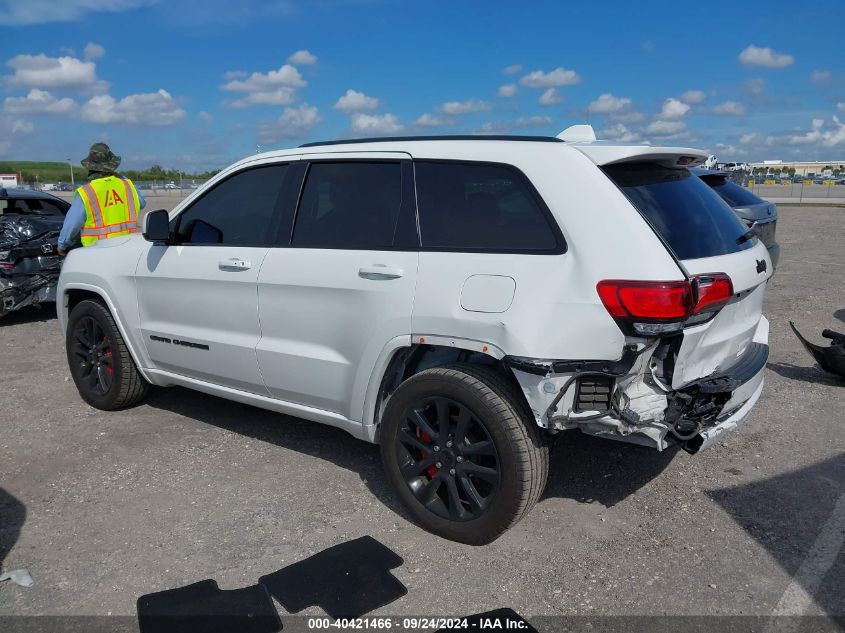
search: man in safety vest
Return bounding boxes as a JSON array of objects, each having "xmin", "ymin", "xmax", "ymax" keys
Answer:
[{"xmin": 57, "ymin": 142, "xmax": 146, "ymax": 256}]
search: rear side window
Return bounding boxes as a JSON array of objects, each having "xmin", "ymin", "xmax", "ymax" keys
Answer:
[
  {"xmin": 702, "ymin": 177, "xmax": 765, "ymax": 207},
  {"xmin": 603, "ymin": 162, "xmax": 752, "ymax": 260},
  {"xmin": 414, "ymin": 161, "xmax": 561, "ymax": 252},
  {"xmin": 292, "ymin": 162, "xmax": 402, "ymax": 249}
]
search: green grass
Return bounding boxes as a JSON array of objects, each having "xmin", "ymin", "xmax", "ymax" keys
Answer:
[{"xmin": 0, "ymin": 161, "xmax": 86, "ymax": 184}]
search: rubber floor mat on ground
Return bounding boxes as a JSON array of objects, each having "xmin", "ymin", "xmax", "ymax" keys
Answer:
[
  {"xmin": 137, "ymin": 579, "xmax": 282, "ymax": 633},
  {"xmin": 258, "ymin": 535, "xmax": 407, "ymax": 619}
]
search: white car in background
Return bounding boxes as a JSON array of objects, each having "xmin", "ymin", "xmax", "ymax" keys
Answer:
[{"xmin": 57, "ymin": 128, "xmax": 772, "ymax": 544}]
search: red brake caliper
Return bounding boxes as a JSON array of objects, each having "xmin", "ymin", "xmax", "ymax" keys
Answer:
[
  {"xmin": 101, "ymin": 337, "xmax": 113, "ymax": 376},
  {"xmin": 418, "ymin": 430, "xmax": 439, "ymax": 479}
]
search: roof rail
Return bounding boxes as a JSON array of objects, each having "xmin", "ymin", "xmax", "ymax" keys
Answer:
[{"xmin": 299, "ymin": 134, "xmax": 563, "ymax": 148}]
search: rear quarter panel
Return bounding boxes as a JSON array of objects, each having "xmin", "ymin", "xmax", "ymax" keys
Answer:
[{"xmin": 408, "ymin": 143, "xmax": 686, "ymax": 360}]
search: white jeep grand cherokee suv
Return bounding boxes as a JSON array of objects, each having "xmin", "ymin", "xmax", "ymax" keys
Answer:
[{"xmin": 58, "ymin": 130, "xmax": 771, "ymax": 544}]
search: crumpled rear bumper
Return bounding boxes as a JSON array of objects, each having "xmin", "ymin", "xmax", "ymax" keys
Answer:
[{"xmin": 684, "ymin": 363, "xmax": 765, "ymax": 453}]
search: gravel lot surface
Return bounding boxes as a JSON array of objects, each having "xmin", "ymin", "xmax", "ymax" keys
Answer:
[{"xmin": 1, "ymin": 206, "xmax": 843, "ymax": 623}]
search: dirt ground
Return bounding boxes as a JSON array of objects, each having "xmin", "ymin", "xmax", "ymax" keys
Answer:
[{"xmin": 1, "ymin": 206, "xmax": 843, "ymax": 626}]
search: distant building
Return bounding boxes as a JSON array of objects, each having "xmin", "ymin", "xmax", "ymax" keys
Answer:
[
  {"xmin": 0, "ymin": 174, "xmax": 18, "ymax": 188},
  {"xmin": 749, "ymin": 160, "xmax": 845, "ymax": 176}
]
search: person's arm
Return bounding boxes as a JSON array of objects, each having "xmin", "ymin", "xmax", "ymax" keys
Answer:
[
  {"xmin": 137, "ymin": 188, "xmax": 146, "ymax": 210},
  {"xmin": 57, "ymin": 194, "xmax": 86, "ymax": 255}
]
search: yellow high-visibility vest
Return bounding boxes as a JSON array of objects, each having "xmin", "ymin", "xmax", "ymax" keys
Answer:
[{"xmin": 76, "ymin": 176, "xmax": 141, "ymax": 246}]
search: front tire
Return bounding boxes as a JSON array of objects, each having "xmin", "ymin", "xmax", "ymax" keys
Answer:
[
  {"xmin": 66, "ymin": 298, "xmax": 149, "ymax": 410},
  {"xmin": 379, "ymin": 364, "xmax": 549, "ymax": 544}
]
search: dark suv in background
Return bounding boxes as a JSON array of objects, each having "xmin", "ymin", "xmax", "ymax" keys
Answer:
[{"xmin": 692, "ymin": 168, "xmax": 779, "ymax": 268}]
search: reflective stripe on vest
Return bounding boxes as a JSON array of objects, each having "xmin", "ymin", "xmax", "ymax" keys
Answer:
[
  {"xmin": 122, "ymin": 178, "xmax": 137, "ymax": 223},
  {"xmin": 76, "ymin": 176, "xmax": 140, "ymax": 246},
  {"xmin": 78, "ymin": 184, "xmax": 105, "ymax": 227}
]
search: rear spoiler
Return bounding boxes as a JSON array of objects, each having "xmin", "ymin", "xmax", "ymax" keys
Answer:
[{"xmin": 572, "ymin": 144, "xmax": 709, "ymax": 169}]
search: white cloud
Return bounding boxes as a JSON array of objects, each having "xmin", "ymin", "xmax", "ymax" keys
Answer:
[
  {"xmin": 538, "ymin": 88, "xmax": 562, "ymax": 106},
  {"xmin": 515, "ymin": 115, "xmax": 552, "ymax": 129},
  {"xmin": 658, "ymin": 97, "xmax": 690, "ymax": 119},
  {"xmin": 229, "ymin": 88, "xmax": 297, "ymax": 108},
  {"xmin": 287, "ymin": 50, "xmax": 317, "ymax": 66},
  {"xmin": 413, "ymin": 113, "xmax": 449, "ymax": 127},
  {"xmin": 610, "ymin": 111, "xmax": 645, "ymax": 124},
  {"xmin": 4, "ymin": 89, "xmax": 77, "ymax": 115},
  {"xmin": 712, "ymin": 143, "xmax": 746, "ymax": 157},
  {"xmin": 0, "ymin": 0, "xmax": 155, "ymax": 25},
  {"xmin": 810, "ymin": 69, "xmax": 831, "ymax": 83},
  {"xmin": 476, "ymin": 121, "xmax": 510, "ymax": 134},
  {"xmin": 711, "ymin": 101, "xmax": 747, "ymax": 116},
  {"xmin": 740, "ymin": 132, "xmax": 762, "ymax": 144},
  {"xmin": 599, "ymin": 123, "xmax": 642, "ymax": 143},
  {"xmin": 503, "ymin": 64, "xmax": 522, "ymax": 76},
  {"xmin": 223, "ymin": 64, "xmax": 305, "ymax": 91},
  {"xmin": 646, "ymin": 120, "xmax": 686, "ymax": 136},
  {"xmin": 350, "ymin": 112, "xmax": 403, "ymax": 135},
  {"xmin": 198, "ymin": 111, "xmax": 213, "ymax": 123},
  {"xmin": 498, "ymin": 84, "xmax": 517, "ymax": 98},
  {"xmin": 774, "ymin": 117, "xmax": 845, "ymax": 147},
  {"xmin": 440, "ymin": 99, "xmax": 491, "ymax": 115},
  {"xmin": 680, "ymin": 89, "xmax": 706, "ymax": 104},
  {"xmin": 224, "ymin": 70, "xmax": 247, "ymax": 81},
  {"xmin": 588, "ymin": 93, "xmax": 632, "ymax": 113},
  {"xmin": 257, "ymin": 104, "xmax": 321, "ymax": 143},
  {"xmin": 738, "ymin": 45, "xmax": 794, "ymax": 68},
  {"xmin": 334, "ymin": 89, "xmax": 379, "ymax": 113},
  {"xmin": 222, "ymin": 63, "xmax": 305, "ymax": 108},
  {"xmin": 0, "ymin": 114, "xmax": 34, "ymax": 154},
  {"xmin": 839, "ymin": 102, "xmax": 845, "ymax": 113},
  {"xmin": 5, "ymin": 53, "xmax": 105, "ymax": 91},
  {"xmin": 84, "ymin": 42, "xmax": 105, "ymax": 60},
  {"xmin": 744, "ymin": 78, "xmax": 765, "ymax": 94},
  {"xmin": 519, "ymin": 67, "xmax": 581, "ymax": 88},
  {"xmin": 80, "ymin": 89, "xmax": 185, "ymax": 125}
]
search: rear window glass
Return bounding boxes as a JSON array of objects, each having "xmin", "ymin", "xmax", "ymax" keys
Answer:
[
  {"xmin": 603, "ymin": 162, "xmax": 753, "ymax": 260},
  {"xmin": 700, "ymin": 176, "xmax": 764, "ymax": 207},
  {"xmin": 415, "ymin": 161, "xmax": 561, "ymax": 252}
]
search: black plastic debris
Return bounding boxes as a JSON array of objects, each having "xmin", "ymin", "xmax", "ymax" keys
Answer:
[
  {"xmin": 436, "ymin": 609, "xmax": 538, "ymax": 633},
  {"xmin": 259, "ymin": 535, "xmax": 407, "ymax": 619},
  {"xmin": 0, "ymin": 215, "xmax": 65, "ymax": 319},
  {"xmin": 790, "ymin": 321, "xmax": 845, "ymax": 378},
  {"xmin": 137, "ymin": 579, "xmax": 282, "ymax": 633}
]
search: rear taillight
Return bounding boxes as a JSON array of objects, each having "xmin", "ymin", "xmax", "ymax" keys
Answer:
[
  {"xmin": 692, "ymin": 274, "xmax": 733, "ymax": 315},
  {"xmin": 597, "ymin": 274, "xmax": 733, "ymax": 335}
]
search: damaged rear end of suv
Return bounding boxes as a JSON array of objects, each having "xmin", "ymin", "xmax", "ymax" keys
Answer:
[{"xmin": 509, "ymin": 146, "xmax": 771, "ymax": 457}]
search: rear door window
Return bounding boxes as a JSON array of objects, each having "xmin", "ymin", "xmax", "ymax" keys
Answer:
[
  {"xmin": 291, "ymin": 162, "xmax": 402, "ymax": 249},
  {"xmin": 414, "ymin": 161, "xmax": 563, "ymax": 252},
  {"xmin": 603, "ymin": 162, "xmax": 753, "ymax": 260}
]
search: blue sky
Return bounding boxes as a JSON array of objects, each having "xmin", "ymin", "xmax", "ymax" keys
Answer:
[{"xmin": 1, "ymin": 0, "xmax": 844, "ymax": 172}]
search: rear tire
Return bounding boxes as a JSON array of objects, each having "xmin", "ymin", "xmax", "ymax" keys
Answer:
[
  {"xmin": 379, "ymin": 363, "xmax": 549, "ymax": 544},
  {"xmin": 66, "ymin": 298, "xmax": 149, "ymax": 410}
]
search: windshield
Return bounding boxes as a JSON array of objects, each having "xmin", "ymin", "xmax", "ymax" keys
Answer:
[{"xmin": 603, "ymin": 162, "xmax": 754, "ymax": 260}]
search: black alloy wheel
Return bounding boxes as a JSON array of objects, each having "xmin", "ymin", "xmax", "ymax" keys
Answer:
[
  {"xmin": 65, "ymin": 298, "xmax": 149, "ymax": 410},
  {"xmin": 70, "ymin": 315, "xmax": 114, "ymax": 396},
  {"xmin": 396, "ymin": 396, "xmax": 501, "ymax": 522},
  {"xmin": 380, "ymin": 363, "xmax": 549, "ymax": 545}
]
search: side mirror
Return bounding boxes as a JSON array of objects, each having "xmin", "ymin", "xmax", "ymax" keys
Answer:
[{"xmin": 143, "ymin": 209, "xmax": 171, "ymax": 244}]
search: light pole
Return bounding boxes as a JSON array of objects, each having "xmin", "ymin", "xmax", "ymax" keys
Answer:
[{"xmin": 66, "ymin": 159, "xmax": 74, "ymax": 187}]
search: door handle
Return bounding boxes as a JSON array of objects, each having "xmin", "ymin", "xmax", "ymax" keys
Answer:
[
  {"xmin": 358, "ymin": 265, "xmax": 404, "ymax": 280},
  {"xmin": 219, "ymin": 257, "xmax": 251, "ymax": 271}
]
